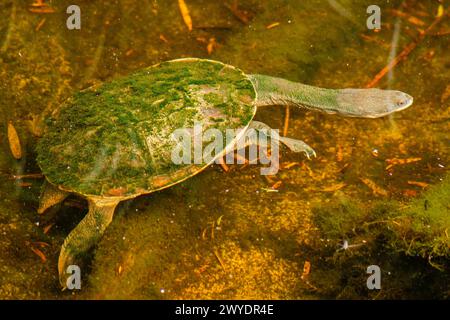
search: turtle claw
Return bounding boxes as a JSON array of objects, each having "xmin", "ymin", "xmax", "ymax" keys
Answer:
[
  {"xmin": 303, "ymin": 146, "xmax": 317, "ymax": 160},
  {"xmin": 245, "ymin": 121, "xmax": 317, "ymax": 160},
  {"xmin": 278, "ymin": 136, "xmax": 316, "ymax": 160},
  {"xmin": 58, "ymin": 247, "xmax": 76, "ymax": 289}
]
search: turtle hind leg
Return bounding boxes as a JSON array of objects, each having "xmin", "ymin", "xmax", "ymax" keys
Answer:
[
  {"xmin": 38, "ymin": 181, "xmax": 70, "ymax": 214},
  {"xmin": 58, "ymin": 198, "xmax": 119, "ymax": 288}
]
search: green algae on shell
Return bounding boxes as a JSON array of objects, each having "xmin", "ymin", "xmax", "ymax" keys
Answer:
[{"xmin": 36, "ymin": 59, "xmax": 256, "ymax": 197}]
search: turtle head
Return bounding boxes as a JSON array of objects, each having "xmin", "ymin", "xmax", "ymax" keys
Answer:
[{"xmin": 336, "ymin": 88, "xmax": 413, "ymax": 118}]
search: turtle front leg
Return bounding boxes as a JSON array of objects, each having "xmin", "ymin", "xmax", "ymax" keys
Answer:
[
  {"xmin": 38, "ymin": 181, "xmax": 70, "ymax": 214},
  {"xmin": 58, "ymin": 198, "xmax": 119, "ymax": 288},
  {"xmin": 247, "ymin": 121, "xmax": 317, "ymax": 159}
]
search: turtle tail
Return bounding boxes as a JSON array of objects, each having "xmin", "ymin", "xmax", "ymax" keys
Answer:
[{"xmin": 58, "ymin": 198, "xmax": 119, "ymax": 288}]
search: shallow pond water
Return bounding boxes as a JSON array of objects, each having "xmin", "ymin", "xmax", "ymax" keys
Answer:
[{"xmin": 0, "ymin": 0, "xmax": 449, "ymax": 299}]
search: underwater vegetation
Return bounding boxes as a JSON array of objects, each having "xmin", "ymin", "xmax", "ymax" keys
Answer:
[{"xmin": 306, "ymin": 174, "xmax": 450, "ymax": 299}]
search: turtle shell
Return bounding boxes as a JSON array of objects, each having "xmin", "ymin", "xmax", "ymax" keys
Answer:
[{"xmin": 37, "ymin": 58, "xmax": 257, "ymax": 197}]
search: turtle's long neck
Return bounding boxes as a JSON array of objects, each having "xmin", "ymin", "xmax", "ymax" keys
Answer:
[
  {"xmin": 249, "ymin": 74, "xmax": 414, "ymax": 118},
  {"xmin": 249, "ymin": 74, "xmax": 341, "ymax": 114}
]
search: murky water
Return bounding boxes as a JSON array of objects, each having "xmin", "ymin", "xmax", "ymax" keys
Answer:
[{"xmin": 0, "ymin": 0, "xmax": 448, "ymax": 299}]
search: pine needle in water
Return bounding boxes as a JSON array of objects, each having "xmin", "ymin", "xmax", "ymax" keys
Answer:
[
  {"xmin": 178, "ymin": 0, "xmax": 193, "ymax": 31},
  {"xmin": 8, "ymin": 121, "xmax": 22, "ymax": 159}
]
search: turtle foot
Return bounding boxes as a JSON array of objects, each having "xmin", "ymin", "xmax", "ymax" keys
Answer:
[
  {"xmin": 58, "ymin": 198, "xmax": 119, "ymax": 289},
  {"xmin": 278, "ymin": 136, "xmax": 317, "ymax": 160}
]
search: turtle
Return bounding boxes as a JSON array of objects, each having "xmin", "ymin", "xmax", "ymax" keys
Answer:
[{"xmin": 36, "ymin": 58, "xmax": 413, "ymax": 287}]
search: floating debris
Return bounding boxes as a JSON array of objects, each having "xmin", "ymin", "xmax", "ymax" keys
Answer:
[
  {"xmin": 26, "ymin": 240, "xmax": 50, "ymax": 263},
  {"xmin": 436, "ymin": 4, "xmax": 444, "ymax": 18},
  {"xmin": 301, "ymin": 162, "xmax": 314, "ymax": 178},
  {"xmin": 300, "ymin": 260, "xmax": 311, "ymax": 280},
  {"xmin": 322, "ymin": 182, "xmax": 346, "ymax": 192},
  {"xmin": 217, "ymin": 157, "xmax": 230, "ymax": 172},
  {"xmin": 261, "ymin": 187, "xmax": 279, "ymax": 193},
  {"xmin": 201, "ymin": 227, "xmax": 208, "ymax": 240},
  {"xmin": 125, "ymin": 49, "xmax": 134, "ymax": 57},
  {"xmin": 282, "ymin": 162, "xmax": 300, "ymax": 170},
  {"xmin": 29, "ymin": 0, "xmax": 55, "ymax": 14},
  {"xmin": 194, "ymin": 263, "xmax": 210, "ymax": 275},
  {"xmin": 206, "ymin": 37, "xmax": 218, "ymax": 55},
  {"xmin": 371, "ymin": 148, "xmax": 379, "ymax": 158},
  {"xmin": 30, "ymin": 0, "xmax": 47, "ymax": 7},
  {"xmin": 7, "ymin": 121, "xmax": 22, "ymax": 159},
  {"xmin": 271, "ymin": 181, "xmax": 282, "ymax": 190},
  {"xmin": 216, "ymin": 215, "xmax": 224, "ymax": 226},
  {"xmin": 18, "ymin": 182, "xmax": 32, "ymax": 187},
  {"xmin": 10, "ymin": 173, "xmax": 43, "ymax": 179},
  {"xmin": 213, "ymin": 249, "xmax": 226, "ymax": 272},
  {"xmin": 266, "ymin": 22, "xmax": 280, "ymax": 29},
  {"xmin": 339, "ymin": 163, "xmax": 351, "ymax": 174},
  {"xmin": 283, "ymin": 106, "xmax": 290, "ymax": 137},
  {"xmin": 359, "ymin": 34, "xmax": 390, "ymax": 49},
  {"xmin": 43, "ymin": 223, "xmax": 55, "ymax": 234},
  {"xmin": 159, "ymin": 34, "xmax": 169, "ymax": 43},
  {"xmin": 407, "ymin": 180, "xmax": 429, "ymax": 188},
  {"xmin": 360, "ymin": 178, "xmax": 388, "ymax": 196},
  {"xmin": 403, "ymin": 189, "xmax": 418, "ymax": 197},
  {"xmin": 210, "ymin": 221, "xmax": 215, "ymax": 240},
  {"xmin": 389, "ymin": 9, "xmax": 426, "ymax": 27},
  {"xmin": 33, "ymin": 241, "xmax": 50, "ymax": 248},
  {"xmin": 35, "ymin": 18, "xmax": 46, "ymax": 31},
  {"xmin": 178, "ymin": 0, "xmax": 193, "ymax": 31},
  {"xmin": 336, "ymin": 145, "xmax": 344, "ymax": 162},
  {"xmin": 385, "ymin": 157, "xmax": 422, "ymax": 170}
]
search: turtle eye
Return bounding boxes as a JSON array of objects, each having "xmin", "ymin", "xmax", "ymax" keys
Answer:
[{"xmin": 397, "ymin": 100, "xmax": 405, "ymax": 107}]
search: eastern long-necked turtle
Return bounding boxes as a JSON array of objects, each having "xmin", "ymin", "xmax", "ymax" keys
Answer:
[{"xmin": 36, "ymin": 58, "xmax": 413, "ymax": 287}]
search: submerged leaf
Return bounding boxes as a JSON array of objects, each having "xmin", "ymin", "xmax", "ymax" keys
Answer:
[{"xmin": 8, "ymin": 121, "xmax": 22, "ymax": 159}]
